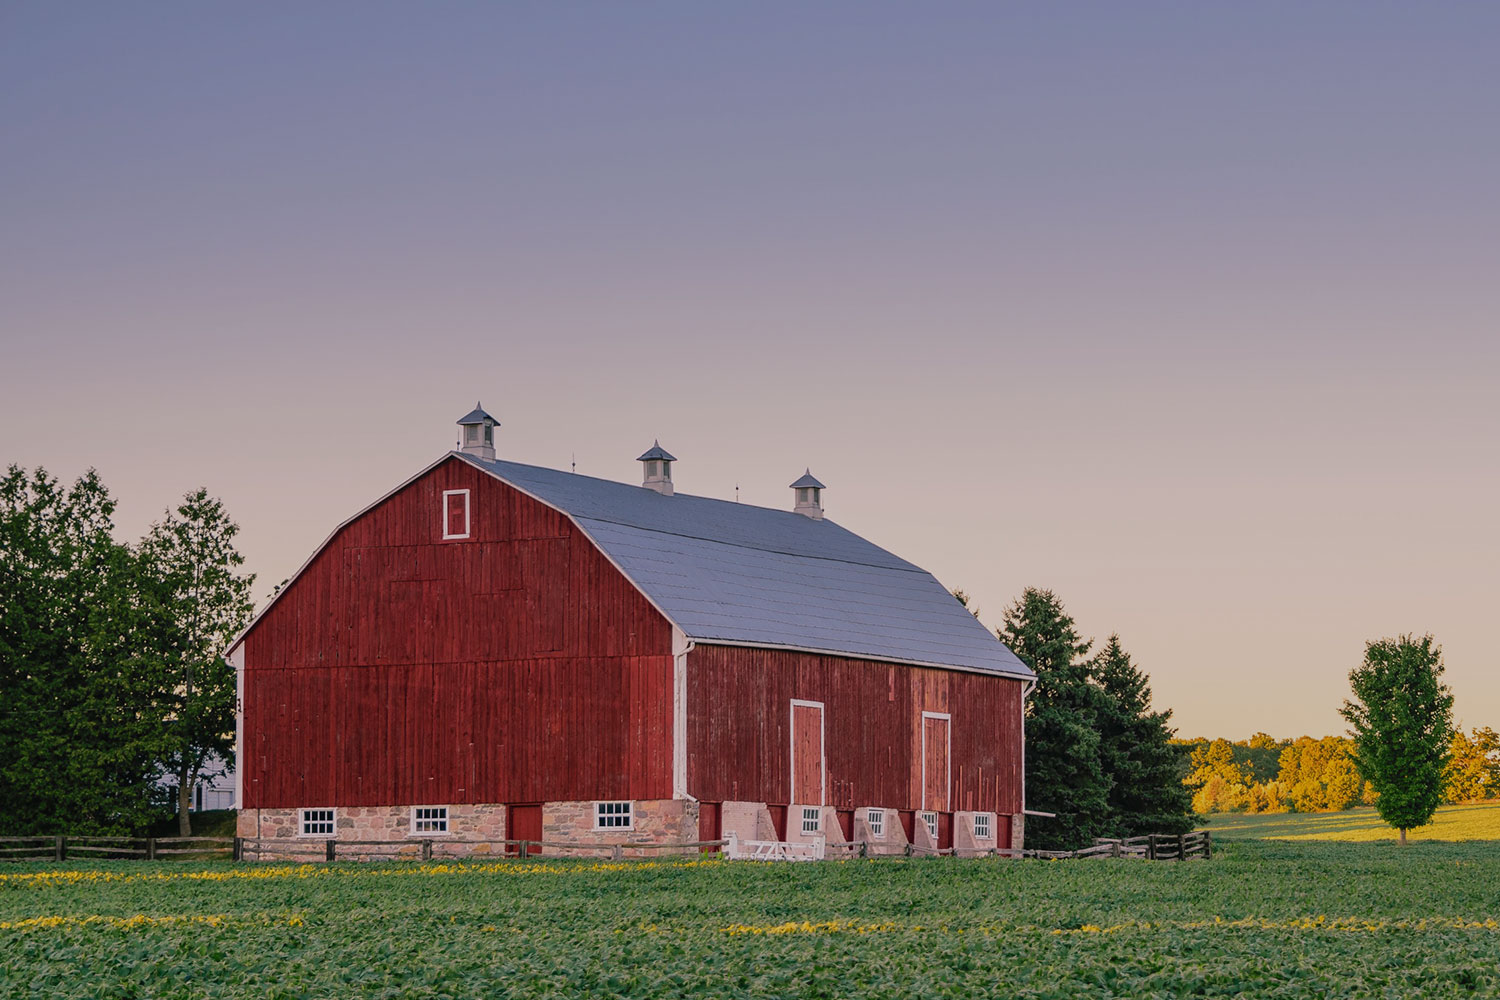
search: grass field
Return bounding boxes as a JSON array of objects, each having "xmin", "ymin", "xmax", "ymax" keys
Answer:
[
  {"xmin": 5, "ymin": 838, "xmax": 1500, "ymax": 998},
  {"xmin": 1204, "ymin": 801, "xmax": 1500, "ymax": 841}
]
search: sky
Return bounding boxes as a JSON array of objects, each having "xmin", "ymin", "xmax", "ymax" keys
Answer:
[{"xmin": 3, "ymin": 3, "xmax": 1497, "ymax": 740}]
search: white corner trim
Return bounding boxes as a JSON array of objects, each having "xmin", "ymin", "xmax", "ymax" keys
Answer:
[
  {"xmin": 441, "ymin": 489, "xmax": 471, "ymax": 540},
  {"xmin": 231, "ymin": 646, "xmax": 244, "ymax": 810},
  {"xmin": 672, "ymin": 628, "xmax": 692, "ymax": 800},
  {"xmin": 789, "ymin": 698, "xmax": 827, "ymax": 807}
]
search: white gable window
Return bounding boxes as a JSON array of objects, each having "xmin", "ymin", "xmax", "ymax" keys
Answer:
[
  {"xmin": 801, "ymin": 806, "xmax": 821, "ymax": 835},
  {"xmin": 442, "ymin": 489, "xmax": 470, "ymax": 540},
  {"xmin": 412, "ymin": 806, "xmax": 449, "ymax": 836},
  {"xmin": 299, "ymin": 808, "xmax": 335, "ymax": 837},
  {"xmin": 867, "ymin": 809, "xmax": 885, "ymax": 839},
  {"xmin": 973, "ymin": 813, "xmax": 992, "ymax": 840},
  {"xmin": 921, "ymin": 811, "xmax": 938, "ymax": 843},
  {"xmin": 595, "ymin": 801, "xmax": 632, "ymax": 829}
]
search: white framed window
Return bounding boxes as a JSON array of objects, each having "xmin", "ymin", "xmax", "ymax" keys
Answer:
[
  {"xmin": 412, "ymin": 806, "xmax": 449, "ymax": 836},
  {"xmin": 442, "ymin": 489, "xmax": 471, "ymax": 540},
  {"xmin": 973, "ymin": 813, "xmax": 992, "ymax": 840},
  {"xmin": 921, "ymin": 811, "xmax": 938, "ymax": 842},
  {"xmin": 299, "ymin": 808, "xmax": 335, "ymax": 837},
  {"xmin": 801, "ymin": 806, "xmax": 821, "ymax": 835},
  {"xmin": 595, "ymin": 801, "xmax": 632, "ymax": 829},
  {"xmin": 867, "ymin": 808, "xmax": 885, "ymax": 839}
]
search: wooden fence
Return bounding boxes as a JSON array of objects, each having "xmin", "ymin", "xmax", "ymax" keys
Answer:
[{"xmin": 1, "ymin": 830, "xmax": 1209, "ymax": 864}]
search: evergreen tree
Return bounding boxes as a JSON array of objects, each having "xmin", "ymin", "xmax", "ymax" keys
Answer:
[
  {"xmin": 1000, "ymin": 587, "xmax": 1108, "ymax": 850},
  {"xmin": 1340, "ymin": 635, "xmax": 1454, "ymax": 845},
  {"xmin": 1093, "ymin": 634, "xmax": 1193, "ymax": 836},
  {"xmin": 140, "ymin": 489, "xmax": 255, "ymax": 835}
]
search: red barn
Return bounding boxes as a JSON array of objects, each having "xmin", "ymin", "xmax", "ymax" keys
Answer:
[{"xmin": 231, "ymin": 406, "xmax": 1035, "ymax": 856}]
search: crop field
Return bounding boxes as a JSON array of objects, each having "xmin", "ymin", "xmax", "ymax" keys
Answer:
[
  {"xmin": 5, "ymin": 838, "xmax": 1500, "ymax": 999},
  {"xmin": 1204, "ymin": 801, "xmax": 1500, "ymax": 842}
]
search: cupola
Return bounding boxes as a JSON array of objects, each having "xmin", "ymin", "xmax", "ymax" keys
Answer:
[
  {"xmin": 790, "ymin": 470, "xmax": 825, "ymax": 519},
  {"xmin": 456, "ymin": 403, "xmax": 499, "ymax": 461},
  {"xmin": 637, "ymin": 441, "xmax": 676, "ymax": 495}
]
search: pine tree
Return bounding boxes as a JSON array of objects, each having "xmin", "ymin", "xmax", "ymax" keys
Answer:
[
  {"xmin": 999, "ymin": 587, "xmax": 1108, "ymax": 850},
  {"xmin": 1340, "ymin": 635, "xmax": 1454, "ymax": 845},
  {"xmin": 1093, "ymin": 634, "xmax": 1193, "ymax": 836}
]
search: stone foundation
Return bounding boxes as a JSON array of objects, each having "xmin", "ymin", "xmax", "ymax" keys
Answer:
[
  {"xmin": 541, "ymin": 798, "xmax": 699, "ymax": 858},
  {"xmin": 237, "ymin": 804, "xmax": 508, "ymax": 862}
]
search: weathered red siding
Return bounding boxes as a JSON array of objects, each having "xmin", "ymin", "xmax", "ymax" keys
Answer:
[
  {"xmin": 240, "ymin": 457, "xmax": 674, "ymax": 808},
  {"xmin": 686, "ymin": 645, "xmax": 1023, "ymax": 814}
]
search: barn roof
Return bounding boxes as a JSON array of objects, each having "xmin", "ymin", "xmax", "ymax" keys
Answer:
[{"xmin": 457, "ymin": 453, "xmax": 1034, "ymax": 679}]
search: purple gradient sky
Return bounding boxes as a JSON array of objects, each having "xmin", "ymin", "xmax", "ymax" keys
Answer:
[{"xmin": 4, "ymin": 4, "xmax": 1497, "ymax": 738}]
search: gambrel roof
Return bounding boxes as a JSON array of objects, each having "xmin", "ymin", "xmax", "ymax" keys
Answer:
[{"xmin": 457, "ymin": 454, "xmax": 1033, "ymax": 680}]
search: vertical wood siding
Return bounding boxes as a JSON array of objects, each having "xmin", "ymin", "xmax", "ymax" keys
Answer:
[
  {"xmin": 686, "ymin": 645, "xmax": 1023, "ymax": 815},
  {"xmin": 241, "ymin": 457, "xmax": 674, "ymax": 808}
]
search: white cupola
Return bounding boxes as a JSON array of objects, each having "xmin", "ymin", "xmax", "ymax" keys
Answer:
[
  {"xmin": 456, "ymin": 403, "xmax": 499, "ymax": 461},
  {"xmin": 790, "ymin": 470, "xmax": 825, "ymax": 519},
  {"xmin": 637, "ymin": 441, "xmax": 676, "ymax": 495}
]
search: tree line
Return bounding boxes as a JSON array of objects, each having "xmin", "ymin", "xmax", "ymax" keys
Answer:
[
  {"xmin": 1181, "ymin": 726, "xmax": 1497, "ymax": 816},
  {"xmin": 0, "ymin": 466, "xmax": 253, "ymax": 836}
]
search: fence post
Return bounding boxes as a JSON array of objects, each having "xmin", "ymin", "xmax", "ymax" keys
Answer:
[
  {"xmin": 1177, "ymin": 833, "xmax": 1185, "ymax": 861},
  {"xmin": 1111, "ymin": 840, "xmax": 1121, "ymax": 859},
  {"xmin": 55, "ymin": 836, "xmax": 65, "ymax": 863},
  {"xmin": 421, "ymin": 840, "xmax": 432, "ymax": 862},
  {"xmin": 147, "ymin": 838, "xmax": 157, "ymax": 861},
  {"xmin": 233, "ymin": 837, "xmax": 243, "ymax": 862},
  {"xmin": 612, "ymin": 845, "xmax": 623, "ymax": 861},
  {"xmin": 519, "ymin": 840, "xmax": 529, "ymax": 860},
  {"xmin": 326, "ymin": 839, "xmax": 335, "ymax": 863},
  {"xmin": 1147, "ymin": 835, "xmax": 1157, "ymax": 861},
  {"xmin": 1204, "ymin": 831, "xmax": 1212, "ymax": 860}
]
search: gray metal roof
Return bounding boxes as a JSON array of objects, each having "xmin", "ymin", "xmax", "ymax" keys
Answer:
[
  {"xmin": 456, "ymin": 453, "xmax": 1033, "ymax": 679},
  {"xmin": 790, "ymin": 470, "xmax": 825, "ymax": 489},
  {"xmin": 456, "ymin": 404, "xmax": 498, "ymax": 425},
  {"xmin": 636, "ymin": 441, "xmax": 677, "ymax": 462}
]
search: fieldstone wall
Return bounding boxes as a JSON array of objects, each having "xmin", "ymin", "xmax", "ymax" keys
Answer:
[
  {"xmin": 541, "ymin": 799, "xmax": 699, "ymax": 858},
  {"xmin": 854, "ymin": 806, "xmax": 909, "ymax": 856},
  {"xmin": 237, "ymin": 804, "xmax": 506, "ymax": 862}
]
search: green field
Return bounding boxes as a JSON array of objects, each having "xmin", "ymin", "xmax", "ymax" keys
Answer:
[
  {"xmin": 1204, "ymin": 801, "xmax": 1500, "ymax": 841},
  {"xmin": 5, "ymin": 838, "xmax": 1500, "ymax": 998}
]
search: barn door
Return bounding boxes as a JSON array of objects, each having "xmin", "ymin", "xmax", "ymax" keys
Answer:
[
  {"xmin": 922, "ymin": 713, "xmax": 950, "ymax": 812},
  {"xmin": 790, "ymin": 700, "xmax": 825, "ymax": 806},
  {"xmin": 507, "ymin": 804, "xmax": 542, "ymax": 856}
]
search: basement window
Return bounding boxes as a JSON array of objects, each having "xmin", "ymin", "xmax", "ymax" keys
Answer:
[
  {"xmin": 442, "ymin": 489, "xmax": 471, "ymax": 540},
  {"xmin": 921, "ymin": 811, "xmax": 938, "ymax": 843},
  {"xmin": 801, "ymin": 806, "xmax": 821, "ymax": 835},
  {"xmin": 867, "ymin": 809, "xmax": 885, "ymax": 839},
  {"xmin": 973, "ymin": 813, "xmax": 992, "ymax": 840},
  {"xmin": 595, "ymin": 801, "xmax": 632, "ymax": 830},
  {"xmin": 412, "ymin": 806, "xmax": 449, "ymax": 836},
  {"xmin": 299, "ymin": 808, "xmax": 335, "ymax": 837}
]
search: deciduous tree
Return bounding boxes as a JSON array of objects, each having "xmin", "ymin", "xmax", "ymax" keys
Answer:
[{"xmin": 1340, "ymin": 635, "xmax": 1454, "ymax": 845}]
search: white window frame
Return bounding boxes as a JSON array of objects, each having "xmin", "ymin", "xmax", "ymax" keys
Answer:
[
  {"xmin": 594, "ymin": 801, "xmax": 633, "ymax": 830},
  {"xmin": 867, "ymin": 808, "xmax": 885, "ymax": 839},
  {"xmin": 973, "ymin": 812, "xmax": 992, "ymax": 840},
  {"xmin": 298, "ymin": 807, "xmax": 336, "ymax": 837},
  {"xmin": 789, "ymin": 698, "xmax": 826, "ymax": 807},
  {"xmin": 920, "ymin": 810, "xmax": 938, "ymax": 843},
  {"xmin": 801, "ymin": 806, "xmax": 821, "ymax": 835},
  {"xmin": 920, "ymin": 711, "xmax": 952, "ymax": 812},
  {"xmin": 411, "ymin": 805, "xmax": 450, "ymax": 836},
  {"xmin": 442, "ymin": 489, "xmax": 471, "ymax": 540}
]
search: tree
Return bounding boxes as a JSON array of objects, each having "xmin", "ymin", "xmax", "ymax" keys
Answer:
[
  {"xmin": 0, "ymin": 466, "xmax": 171, "ymax": 834},
  {"xmin": 1000, "ymin": 587, "xmax": 1108, "ymax": 850},
  {"xmin": 1093, "ymin": 634, "xmax": 1193, "ymax": 836},
  {"xmin": 1340, "ymin": 635, "xmax": 1454, "ymax": 844},
  {"xmin": 1443, "ymin": 727, "xmax": 1500, "ymax": 804},
  {"xmin": 139, "ymin": 489, "xmax": 255, "ymax": 835},
  {"xmin": 951, "ymin": 589, "xmax": 981, "ymax": 620}
]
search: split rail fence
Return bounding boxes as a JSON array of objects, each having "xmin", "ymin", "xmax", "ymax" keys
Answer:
[{"xmin": 1, "ymin": 830, "xmax": 1209, "ymax": 864}]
